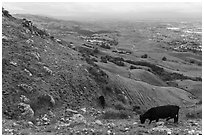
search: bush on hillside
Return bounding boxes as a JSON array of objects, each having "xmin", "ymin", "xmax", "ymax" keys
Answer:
[
  {"xmin": 93, "ymin": 48, "xmax": 100, "ymax": 54},
  {"xmin": 197, "ymin": 62, "xmax": 202, "ymax": 66},
  {"xmin": 2, "ymin": 8, "xmax": 11, "ymax": 17},
  {"xmin": 130, "ymin": 65, "xmax": 138, "ymax": 70},
  {"xmin": 88, "ymin": 66, "xmax": 109, "ymax": 84},
  {"xmin": 162, "ymin": 56, "xmax": 167, "ymax": 61},
  {"xmin": 101, "ymin": 56, "xmax": 108, "ymax": 63},
  {"xmin": 141, "ymin": 54, "xmax": 148, "ymax": 58}
]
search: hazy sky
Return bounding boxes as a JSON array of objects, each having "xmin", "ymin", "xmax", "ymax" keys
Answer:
[{"xmin": 3, "ymin": 2, "xmax": 202, "ymax": 21}]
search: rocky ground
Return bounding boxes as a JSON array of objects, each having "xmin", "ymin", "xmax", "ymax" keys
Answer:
[{"xmin": 2, "ymin": 107, "xmax": 202, "ymax": 135}]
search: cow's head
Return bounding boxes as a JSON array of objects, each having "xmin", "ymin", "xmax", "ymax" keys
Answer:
[{"xmin": 139, "ymin": 115, "xmax": 146, "ymax": 124}]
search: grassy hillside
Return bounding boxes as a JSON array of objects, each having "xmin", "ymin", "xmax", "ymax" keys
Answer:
[
  {"xmin": 105, "ymin": 70, "xmax": 198, "ymax": 111},
  {"xmin": 2, "ymin": 9, "xmax": 202, "ymax": 135}
]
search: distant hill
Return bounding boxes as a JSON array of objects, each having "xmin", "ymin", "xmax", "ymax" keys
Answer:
[{"xmin": 104, "ymin": 70, "xmax": 198, "ymax": 111}]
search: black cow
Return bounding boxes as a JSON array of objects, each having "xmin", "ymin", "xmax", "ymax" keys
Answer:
[
  {"xmin": 99, "ymin": 96, "xmax": 105, "ymax": 109},
  {"xmin": 140, "ymin": 105, "xmax": 180, "ymax": 124}
]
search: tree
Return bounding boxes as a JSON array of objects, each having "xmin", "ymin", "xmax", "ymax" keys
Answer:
[{"xmin": 162, "ymin": 56, "xmax": 167, "ymax": 61}]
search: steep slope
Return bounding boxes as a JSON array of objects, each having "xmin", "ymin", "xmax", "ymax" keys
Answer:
[{"xmin": 2, "ymin": 9, "xmax": 103, "ymax": 119}]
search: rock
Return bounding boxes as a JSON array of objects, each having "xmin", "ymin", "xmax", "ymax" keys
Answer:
[
  {"xmin": 167, "ymin": 131, "xmax": 172, "ymax": 135},
  {"xmin": 41, "ymin": 114, "xmax": 50, "ymax": 125},
  {"xmin": 191, "ymin": 122, "xmax": 199, "ymax": 126},
  {"xmin": 196, "ymin": 131, "xmax": 202, "ymax": 135},
  {"xmin": 65, "ymin": 108, "xmax": 78, "ymax": 116},
  {"xmin": 12, "ymin": 122, "xmax": 19, "ymax": 127},
  {"xmin": 107, "ymin": 130, "xmax": 112, "ymax": 135},
  {"xmin": 26, "ymin": 39, "xmax": 34, "ymax": 44},
  {"xmin": 70, "ymin": 114, "xmax": 86, "ymax": 124},
  {"xmin": 80, "ymin": 108, "xmax": 86, "ymax": 113},
  {"xmin": 156, "ymin": 121, "xmax": 165, "ymax": 127},
  {"xmin": 125, "ymin": 127, "xmax": 129, "ymax": 131},
  {"xmin": 43, "ymin": 66, "xmax": 53, "ymax": 75},
  {"xmin": 2, "ymin": 35, "xmax": 9, "ymax": 41},
  {"xmin": 24, "ymin": 69, "xmax": 32, "ymax": 76},
  {"xmin": 188, "ymin": 130, "xmax": 195, "ymax": 135},
  {"xmin": 27, "ymin": 121, "xmax": 34, "ymax": 126},
  {"xmin": 133, "ymin": 122, "xmax": 138, "ymax": 125},
  {"xmin": 18, "ymin": 84, "xmax": 33, "ymax": 93},
  {"xmin": 48, "ymin": 110, "xmax": 55, "ymax": 117},
  {"xmin": 9, "ymin": 61, "xmax": 17, "ymax": 66},
  {"xmin": 20, "ymin": 95, "xmax": 30, "ymax": 104},
  {"xmin": 106, "ymin": 123, "xmax": 115, "ymax": 129},
  {"xmin": 95, "ymin": 120, "xmax": 103, "ymax": 126},
  {"xmin": 58, "ymin": 123, "xmax": 70, "ymax": 127},
  {"xmin": 36, "ymin": 121, "xmax": 41, "ymax": 126},
  {"xmin": 30, "ymin": 52, "xmax": 40, "ymax": 61},
  {"xmin": 18, "ymin": 103, "xmax": 34, "ymax": 120}
]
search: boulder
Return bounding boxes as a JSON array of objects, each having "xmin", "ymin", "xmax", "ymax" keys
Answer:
[
  {"xmin": 70, "ymin": 114, "xmax": 86, "ymax": 124},
  {"xmin": 20, "ymin": 95, "xmax": 30, "ymax": 104},
  {"xmin": 95, "ymin": 120, "xmax": 103, "ymax": 126},
  {"xmin": 18, "ymin": 103, "xmax": 34, "ymax": 120},
  {"xmin": 18, "ymin": 84, "xmax": 33, "ymax": 93},
  {"xmin": 43, "ymin": 66, "xmax": 53, "ymax": 75}
]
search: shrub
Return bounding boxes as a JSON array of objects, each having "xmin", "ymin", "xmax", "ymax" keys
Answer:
[
  {"xmin": 101, "ymin": 56, "xmax": 108, "ymax": 63},
  {"xmin": 132, "ymin": 105, "xmax": 143, "ymax": 114},
  {"xmin": 88, "ymin": 66, "xmax": 109, "ymax": 83},
  {"xmin": 197, "ymin": 62, "xmax": 202, "ymax": 66},
  {"xmin": 2, "ymin": 8, "xmax": 11, "ymax": 17},
  {"xmin": 190, "ymin": 60, "xmax": 195, "ymax": 64},
  {"xmin": 162, "ymin": 56, "xmax": 167, "ymax": 61},
  {"xmin": 102, "ymin": 108, "xmax": 131, "ymax": 119},
  {"xmin": 93, "ymin": 48, "xmax": 100, "ymax": 54},
  {"xmin": 114, "ymin": 60, "xmax": 125, "ymax": 66},
  {"xmin": 130, "ymin": 65, "xmax": 137, "ymax": 70},
  {"xmin": 196, "ymin": 100, "xmax": 202, "ymax": 105},
  {"xmin": 141, "ymin": 54, "xmax": 148, "ymax": 58},
  {"xmin": 50, "ymin": 36, "xmax": 55, "ymax": 40},
  {"xmin": 105, "ymin": 86, "xmax": 112, "ymax": 93}
]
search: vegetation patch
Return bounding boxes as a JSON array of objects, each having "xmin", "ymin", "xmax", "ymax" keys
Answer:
[{"xmin": 125, "ymin": 60, "xmax": 201, "ymax": 81}]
